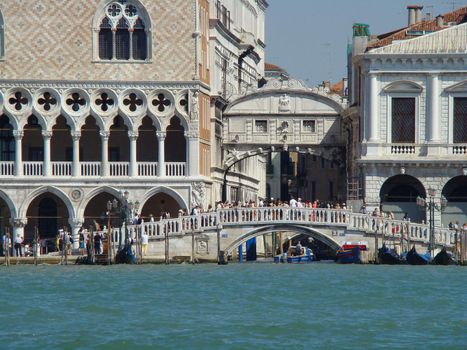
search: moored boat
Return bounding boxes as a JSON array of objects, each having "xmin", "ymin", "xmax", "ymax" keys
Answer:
[
  {"xmin": 405, "ymin": 246, "xmax": 430, "ymax": 265},
  {"xmin": 336, "ymin": 247, "xmax": 361, "ymax": 264},
  {"xmin": 431, "ymin": 247, "xmax": 457, "ymax": 265},
  {"xmin": 378, "ymin": 244, "xmax": 404, "ymax": 265},
  {"xmin": 274, "ymin": 246, "xmax": 314, "ymax": 263}
]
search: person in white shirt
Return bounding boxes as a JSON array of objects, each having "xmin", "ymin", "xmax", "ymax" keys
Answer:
[
  {"xmin": 297, "ymin": 198, "xmax": 304, "ymax": 208},
  {"xmin": 289, "ymin": 197, "xmax": 297, "ymax": 208},
  {"xmin": 14, "ymin": 235, "xmax": 23, "ymax": 257},
  {"xmin": 141, "ymin": 232, "xmax": 149, "ymax": 256}
]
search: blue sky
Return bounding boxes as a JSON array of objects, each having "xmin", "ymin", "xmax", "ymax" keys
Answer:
[{"xmin": 265, "ymin": 0, "xmax": 457, "ymax": 86}]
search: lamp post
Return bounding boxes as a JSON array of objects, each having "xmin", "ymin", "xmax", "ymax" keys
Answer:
[{"xmin": 416, "ymin": 188, "xmax": 447, "ymax": 256}]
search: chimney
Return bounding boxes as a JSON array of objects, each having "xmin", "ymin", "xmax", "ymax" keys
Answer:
[
  {"xmin": 407, "ymin": 5, "xmax": 423, "ymax": 26},
  {"xmin": 436, "ymin": 15, "xmax": 444, "ymax": 27}
]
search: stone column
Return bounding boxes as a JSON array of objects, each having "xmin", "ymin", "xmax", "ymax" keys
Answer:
[
  {"xmin": 368, "ymin": 73, "xmax": 379, "ymax": 142},
  {"xmin": 10, "ymin": 218, "xmax": 27, "ymax": 257},
  {"xmin": 129, "ymin": 131, "xmax": 138, "ymax": 177},
  {"xmin": 156, "ymin": 131, "xmax": 166, "ymax": 177},
  {"xmin": 72, "ymin": 131, "xmax": 81, "ymax": 177},
  {"xmin": 69, "ymin": 218, "xmax": 84, "ymax": 250},
  {"xmin": 13, "ymin": 130, "xmax": 23, "ymax": 176},
  {"xmin": 428, "ymin": 74, "xmax": 440, "ymax": 142},
  {"xmin": 100, "ymin": 131, "xmax": 110, "ymax": 177},
  {"xmin": 186, "ymin": 131, "xmax": 199, "ymax": 177},
  {"xmin": 42, "ymin": 130, "xmax": 52, "ymax": 177}
]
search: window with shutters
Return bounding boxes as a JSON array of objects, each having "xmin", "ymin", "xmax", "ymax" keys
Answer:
[
  {"xmin": 453, "ymin": 97, "xmax": 467, "ymax": 143},
  {"xmin": 392, "ymin": 97, "xmax": 415, "ymax": 143}
]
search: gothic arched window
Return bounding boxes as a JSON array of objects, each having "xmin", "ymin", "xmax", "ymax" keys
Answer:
[
  {"xmin": 94, "ymin": 1, "xmax": 150, "ymax": 61},
  {"xmin": 99, "ymin": 17, "xmax": 113, "ymax": 60}
]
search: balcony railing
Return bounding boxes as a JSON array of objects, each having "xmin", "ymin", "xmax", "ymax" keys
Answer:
[
  {"xmin": 451, "ymin": 144, "xmax": 467, "ymax": 155},
  {"xmin": 390, "ymin": 144, "xmax": 417, "ymax": 155},
  {"xmin": 0, "ymin": 161, "xmax": 187, "ymax": 177},
  {"xmin": 81, "ymin": 162, "xmax": 101, "ymax": 176},
  {"xmin": 24, "ymin": 162, "xmax": 43, "ymax": 176},
  {"xmin": 52, "ymin": 162, "xmax": 72, "ymax": 176},
  {"xmin": 0, "ymin": 161, "xmax": 14, "ymax": 176},
  {"xmin": 109, "ymin": 162, "xmax": 129, "ymax": 177},
  {"xmin": 166, "ymin": 162, "xmax": 186, "ymax": 177},
  {"xmin": 138, "ymin": 162, "xmax": 158, "ymax": 177}
]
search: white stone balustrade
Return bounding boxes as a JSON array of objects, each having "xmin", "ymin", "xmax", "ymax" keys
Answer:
[
  {"xmin": 81, "ymin": 162, "xmax": 101, "ymax": 176},
  {"xmin": 52, "ymin": 162, "xmax": 72, "ymax": 176},
  {"xmin": 23, "ymin": 162, "xmax": 43, "ymax": 176},
  {"xmin": 0, "ymin": 161, "xmax": 14, "ymax": 176},
  {"xmin": 109, "ymin": 162, "xmax": 129, "ymax": 177},
  {"xmin": 122, "ymin": 208, "xmax": 456, "ymax": 249},
  {"xmin": 138, "ymin": 162, "xmax": 158, "ymax": 177}
]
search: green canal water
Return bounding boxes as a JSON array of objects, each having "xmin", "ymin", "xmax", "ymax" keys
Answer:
[{"xmin": 0, "ymin": 264, "xmax": 466, "ymax": 350}]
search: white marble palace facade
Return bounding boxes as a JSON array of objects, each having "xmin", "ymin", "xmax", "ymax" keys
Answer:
[
  {"xmin": 0, "ymin": 0, "xmax": 268, "ymax": 247},
  {"xmin": 347, "ymin": 21, "xmax": 467, "ymax": 225}
]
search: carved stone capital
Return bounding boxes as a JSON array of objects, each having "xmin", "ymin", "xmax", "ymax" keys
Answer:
[
  {"xmin": 71, "ymin": 131, "xmax": 81, "ymax": 141},
  {"xmin": 10, "ymin": 218, "xmax": 27, "ymax": 228},
  {"xmin": 42, "ymin": 130, "xmax": 53, "ymax": 139},
  {"xmin": 128, "ymin": 131, "xmax": 139, "ymax": 141},
  {"xmin": 69, "ymin": 218, "xmax": 84, "ymax": 229},
  {"xmin": 156, "ymin": 131, "xmax": 166, "ymax": 141},
  {"xmin": 13, "ymin": 130, "xmax": 24, "ymax": 140},
  {"xmin": 100, "ymin": 131, "xmax": 110, "ymax": 140},
  {"xmin": 185, "ymin": 131, "xmax": 198, "ymax": 140}
]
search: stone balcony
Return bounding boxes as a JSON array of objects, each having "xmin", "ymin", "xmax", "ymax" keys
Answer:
[{"xmin": 0, "ymin": 161, "xmax": 186, "ymax": 178}]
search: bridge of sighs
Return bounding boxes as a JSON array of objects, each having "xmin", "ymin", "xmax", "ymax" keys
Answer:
[{"xmin": 222, "ymin": 78, "xmax": 347, "ymax": 173}]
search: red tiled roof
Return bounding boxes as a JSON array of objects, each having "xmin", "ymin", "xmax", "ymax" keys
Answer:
[
  {"xmin": 265, "ymin": 62, "xmax": 284, "ymax": 71},
  {"xmin": 368, "ymin": 6, "xmax": 467, "ymax": 49},
  {"xmin": 330, "ymin": 80, "xmax": 344, "ymax": 95}
]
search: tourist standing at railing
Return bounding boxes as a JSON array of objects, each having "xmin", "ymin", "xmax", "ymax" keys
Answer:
[
  {"xmin": 79, "ymin": 229, "xmax": 85, "ymax": 256},
  {"xmin": 94, "ymin": 232, "xmax": 101, "ymax": 256},
  {"xmin": 14, "ymin": 234, "xmax": 23, "ymax": 257},
  {"xmin": 141, "ymin": 231, "xmax": 148, "ymax": 256}
]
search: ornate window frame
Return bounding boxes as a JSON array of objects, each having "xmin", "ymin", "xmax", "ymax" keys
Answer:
[
  {"xmin": 446, "ymin": 80, "xmax": 467, "ymax": 144},
  {"xmin": 92, "ymin": 0, "xmax": 152, "ymax": 63},
  {"xmin": 383, "ymin": 81, "xmax": 422, "ymax": 144}
]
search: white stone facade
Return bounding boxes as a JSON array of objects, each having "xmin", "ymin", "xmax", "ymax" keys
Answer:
[{"xmin": 349, "ymin": 23, "xmax": 467, "ymax": 225}]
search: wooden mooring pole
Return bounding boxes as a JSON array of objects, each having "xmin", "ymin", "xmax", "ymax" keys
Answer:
[
  {"xmin": 164, "ymin": 230, "xmax": 169, "ymax": 264},
  {"xmin": 4, "ymin": 228, "xmax": 11, "ymax": 267},
  {"xmin": 34, "ymin": 227, "xmax": 39, "ymax": 266},
  {"xmin": 191, "ymin": 229, "xmax": 195, "ymax": 264}
]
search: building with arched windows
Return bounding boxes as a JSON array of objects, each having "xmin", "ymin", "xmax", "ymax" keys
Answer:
[
  {"xmin": 346, "ymin": 6, "xmax": 467, "ymax": 226},
  {"xmin": 0, "ymin": 0, "xmax": 268, "ymax": 250}
]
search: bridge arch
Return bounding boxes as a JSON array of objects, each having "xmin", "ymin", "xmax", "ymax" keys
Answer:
[{"xmin": 223, "ymin": 224, "xmax": 342, "ymax": 255}]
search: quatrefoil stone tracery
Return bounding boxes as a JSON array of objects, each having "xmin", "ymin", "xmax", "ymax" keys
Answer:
[
  {"xmin": 180, "ymin": 94, "xmax": 188, "ymax": 112},
  {"xmin": 95, "ymin": 93, "xmax": 114, "ymax": 112},
  {"xmin": 9, "ymin": 91, "xmax": 28, "ymax": 111},
  {"xmin": 38, "ymin": 92, "xmax": 57, "ymax": 111},
  {"xmin": 152, "ymin": 93, "xmax": 171, "ymax": 112},
  {"xmin": 123, "ymin": 93, "xmax": 143, "ymax": 112},
  {"xmin": 107, "ymin": 4, "xmax": 122, "ymax": 17},
  {"xmin": 66, "ymin": 93, "xmax": 86, "ymax": 112}
]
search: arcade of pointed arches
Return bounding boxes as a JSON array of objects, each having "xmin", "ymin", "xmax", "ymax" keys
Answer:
[{"xmin": 0, "ymin": 185, "xmax": 188, "ymax": 243}]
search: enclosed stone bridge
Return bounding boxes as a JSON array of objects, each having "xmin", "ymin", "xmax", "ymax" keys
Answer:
[
  {"xmin": 120, "ymin": 208, "xmax": 456, "ymax": 262},
  {"xmin": 222, "ymin": 78, "xmax": 347, "ymax": 172}
]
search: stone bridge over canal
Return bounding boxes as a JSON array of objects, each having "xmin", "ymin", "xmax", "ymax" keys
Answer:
[{"xmin": 119, "ymin": 208, "xmax": 456, "ymax": 262}]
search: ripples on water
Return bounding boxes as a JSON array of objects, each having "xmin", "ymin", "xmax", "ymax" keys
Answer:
[{"xmin": 1, "ymin": 264, "xmax": 466, "ymax": 350}]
